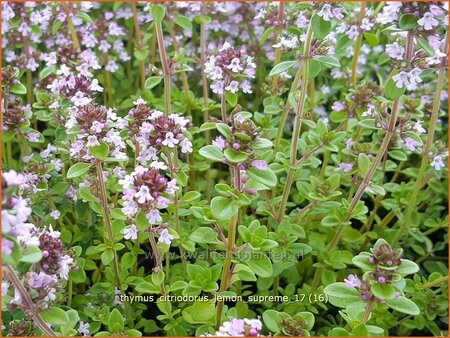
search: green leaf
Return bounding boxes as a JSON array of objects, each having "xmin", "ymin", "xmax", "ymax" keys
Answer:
[
  {"xmin": 321, "ymin": 215, "xmax": 340, "ymax": 227},
  {"xmin": 315, "ymin": 56, "xmax": 340, "ymax": 68},
  {"xmin": 90, "ymin": 142, "xmax": 109, "ymax": 161},
  {"xmin": 399, "ymin": 14, "xmax": 418, "ymax": 30},
  {"xmin": 173, "ymin": 15, "xmax": 192, "ymax": 31},
  {"xmin": 134, "ymin": 47, "xmax": 149, "ymax": 62},
  {"xmin": 216, "ymin": 123, "xmax": 232, "ymax": 139},
  {"xmin": 180, "ymin": 191, "xmax": 201, "ymax": 203},
  {"xmin": 151, "ymin": 4, "xmax": 166, "ymax": 23},
  {"xmin": 252, "ymin": 138, "xmax": 273, "ymax": 150},
  {"xmin": 309, "ymin": 59, "xmax": 322, "ymax": 79},
  {"xmin": 101, "ymin": 249, "xmax": 115, "ymax": 266},
  {"xmin": 224, "ymin": 148, "xmax": 248, "ymax": 163},
  {"xmin": 224, "ymin": 92, "xmax": 238, "ymax": 107},
  {"xmin": 269, "ymin": 61, "xmax": 296, "ymax": 77},
  {"xmin": 108, "ymin": 308, "xmax": 124, "ymax": 332},
  {"xmin": 194, "ymin": 15, "xmax": 212, "ymax": 25},
  {"xmin": 238, "ymin": 225, "xmax": 252, "ymax": 243},
  {"xmin": 145, "ymin": 76, "xmax": 163, "ymax": 90},
  {"xmin": 371, "ymin": 282, "xmax": 396, "ymax": 300},
  {"xmin": 21, "ymin": 246, "xmax": 42, "ymax": 263},
  {"xmin": 51, "ymin": 19, "xmax": 63, "ymax": 34},
  {"xmin": 136, "ymin": 212, "xmax": 150, "ymax": 231},
  {"xmin": 189, "ymin": 227, "xmax": 218, "ymax": 244},
  {"xmin": 385, "ymin": 78, "xmax": 406, "ymax": 100},
  {"xmin": 182, "ymin": 301, "xmax": 215, "ymax": 324},
  {"xmin": 210, "ymin": 196, "xmax": 239, "ymax": 220},
  {"xmin": 41, "ymin": 307, "xmax": 70, "ymax": 326},
  {"xmin": 389, "ymin": 150, "xmax": 408, "ymax": 161},
  {"xmin": 247, "ymin": 167, "xmax": 277, "ymax": 188},
  {"xmin": 67, "ymin": 163, "xmax": 92, "ymax": 179},
  {"xmin": 324, "ymin": 282, "xmax": 361, "ymax": 308},
  {"xmin": 246, "ymin": 254, "xmax": 273, "ymax": 278},
  {"xmin": 297, "ymin": 312, "xmax": 315, "ymax": 331},
  {"xmin": 10, "ymin": 82, "xmax": 27, "ymax": 95},
  {"xmin": 397, "ymin": 259, "xmax": 419, "ymax": 276},
  {"xmin": 199, "ymin": 145, "xmax": 224, "ymax": 162},
  {"xmin": 77, "ymin": 12, "xmax": 93, "ymax": 23},
  {"xmin": 311, "ymin": 15, "xmax": 331, "ymax": 39},
  {"xmin": 364, "ymin": 32, "xmax": 378, "ymax": 46},
  {"xmin": 352, "ymin": 253, "xmax": 374, "ymax": 271},
  {"xmin": 77, "ymin": 187, "xmax": 100, "ymax": 203},
  {"xmin": 358, "ymin": 153, "xmax": 370, "ymax": 176},
  {"xmin": 263, "ymin": 310, "xmax": 280, "ymax": 333},
  {"xmin": 39, "ymin": 66, "xmax": 57, "ymax": 81},
  {"xmin": 259, "ymin": 27, "xmax": 274, "ymax": 45},
  {"xmin": 386, "ymin": 297, "xmax": 420, "ymax": 315}
]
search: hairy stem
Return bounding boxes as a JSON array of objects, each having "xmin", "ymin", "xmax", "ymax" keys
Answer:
[
  {"xmin": 392, "ymin": 34, "xmax": 447, "ymax": 245},
  {"xmin": 130, "ymin": 2, "xmax": 146, "ymax": 91},
  {"xmin": 361, "ymin": 300, "xmax": 373, "ymax": 324},
  {"xmin": 155, "ymin": 21, "xmax": 171, "ymax": 116},
  {"xmin": 312, "ymin": 99, "xmax": 400, "ymax": 291},
  {"xmin": 4, "ymin": 265, "xmax": 56, "ymax": 336},
  {"xmin": 200, "ymin": 2, "xmax": 212, "ymax": 201},
  {"xmin": 272, "ymin": 60, "xmax": 304, "ymax": 158},
  {"xmin": 95, "ymin": 161, "xmax": 122, "ymax": 290},
  {"xmin": 271, "ymin": 1, "xmax": 285, "ymax": 89},
  {"xmin": 165, "ymin": 149, "xmax": 187, "ymax": 273},
  {"xmin": 277, "ymin": 19, "xmax": 314, "ymax": 221},
  {"xmin": 216, "ymin": 166, "xmax": 240, "ymax": 327},
  {"xmin": 166, "ymin": 21, "xmax": 191, "ymax": 115},
  {"xmin": 350, "ymin": 2, "xmax": 366, "ymax": 86}
]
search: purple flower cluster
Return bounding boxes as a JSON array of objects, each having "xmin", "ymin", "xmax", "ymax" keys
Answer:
[
  {"xmin": 213, "ymin": 114, "xmax": 267, "ymax": 171},
  {"xmin": 119, "ymin": 166, "xmax": 178, "ymax": 226},
  {"xmin": 2, "ymin": 170, "xmax": 73, "ymax": 310},
  {"xmin": 203, "ymin": 318, "xmax": 263, "ymax": 336},
  {"xmin": 128, "ymin": 99, "xmax": 193, "ymax": 166},
  {"xmin": 204, "ymin": 42, "xmax": 256, "ymax": 95}
]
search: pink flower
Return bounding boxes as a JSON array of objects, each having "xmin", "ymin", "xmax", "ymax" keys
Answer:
[
  {"xmin": 251, "ymin": 160, "xmax": 267, "ymax": 170},
  {"xmin": 418, "ymin": 12, "xmax": 439, "ymax": 30},
  {"xmin": 385, "ymin": 42, "xmax": 405, "ymax": 60},
  {"xmin": 431, "ymin": 155, "xmax": 445, "ymax": 171},
  {"xmin": 332, "ymin": 101, "xmax": 345, "ymax": 112},
  {"xmin": 146, "ymin": 209, "xmax": 162, "ymax": 224},
  {"xmin": 344, "ymin": 274, "xmax": 362, "ymax": 288},
  {"xmin": 404, "ymin": 137, "xmax": 419, "ymax": 151},
  {"xmin": 122, "ymin": 224, "xmax": 138, "ymax": 240},
  {"xmin": 212, "ymin": 136, "xmax": 226, "ymax": 150},
  {"xmin": 339, "ymin": 163, "xmax": 353, "ymax": 172},
  {"xmin": 158, "ymin": 229, "xmax": 174, "ymax": 245}
]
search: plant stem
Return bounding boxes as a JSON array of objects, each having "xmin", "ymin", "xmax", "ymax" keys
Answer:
[
  {"xmin": 221, "ymin": 92, "xmax": 227, "ymax": 121},
  {"xmin": 166, "ymin": 20, "xmax": 191, "ymax": 115},
  {"xmin": 165, "ymin": 149, "xmax": 187, "ymax": 273},
  {"xmin": 271, "ymin": 1, "xmax": 285, "ymax": 89},
  {"xmin": 200, "ymin": 2, "xmax": 212, "ymax": 201},
  {"xmin": 130, "ymin": 2, "xmax": 146, "ymax": 91},
  {"xmin": 312, "ymin": 99, "xmax": 400, "ymax": 291},
  {"xmin": 216, "ymin": 166, "xmax": 240, "ymax": 328},
  {"xmin": 277, "ymin": 20, "xmax": 314, "ymax": 221},
  {"xmin": 216, "ymin": 212, "xmax": 239, "ymax": 328},
  {"xmin": 62, "ymin": 3, "xmax": 80, "ymax": 52},
  {"xmin": 147, "ymin": 226, "xmax": 163, "ymax": 270},
  {"xmin": 94, "ymin": 161, "xmax": 122, "ymax": 290},
  {"xmin": 4, "ymin": 265, "xmax": 56, "ymax": 336},
  {"xmin": 420, "ymin": 275, "xmax": 448, "ymax": 289},
  {"xmin": 351, "ymin": 2, "xmax": 366, "ymax": 86},
  {"xmin": 155, "ymin": 21, "xmax": 171, "ymax": 116},
  {"xmin": 361, "ymin": 300, "xmax": 373, "ymax": 324},
  {"xmin": 392, "ymin": 34, "xmax": 447, "ymax": 245},
  {"xmin": 272, "ymin": 60, "xmax": 304, "ymax": 158}
]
